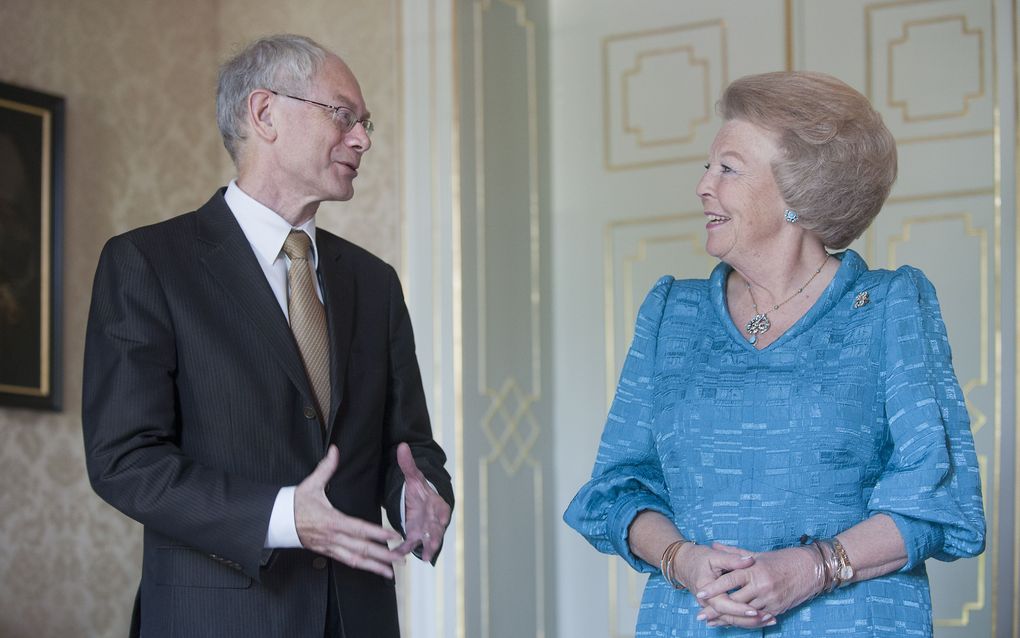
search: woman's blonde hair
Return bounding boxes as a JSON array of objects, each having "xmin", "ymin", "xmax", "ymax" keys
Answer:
[{"xmin": 720, "ymin": 71, "xmax": 897, "ymax": 249}]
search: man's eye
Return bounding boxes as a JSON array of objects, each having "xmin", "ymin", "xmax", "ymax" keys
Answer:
[
  {"xmin": 721, "ymin": 164, "xmax": 734, "ymax": 173},
  {"xmin": 334, "ymin": 109, "xmax": 355, "ymax": 128}
]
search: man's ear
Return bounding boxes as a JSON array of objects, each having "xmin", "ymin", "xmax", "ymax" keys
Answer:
[{"xmin": 247, "ymin": 89, "xmax": 278, "ymax": 143}]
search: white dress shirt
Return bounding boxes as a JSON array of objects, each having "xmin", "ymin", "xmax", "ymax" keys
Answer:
[
  {"xmin": 225, "ymin": 181, "xmax": 420, "ymax": 550},
  {"xmin": 225, "ymin": 180, "xmax": 315, "ymax": 548}
]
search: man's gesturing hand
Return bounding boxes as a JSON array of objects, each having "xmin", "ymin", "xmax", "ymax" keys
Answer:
[
  {"xmin": 295, "ymin": 445, "xmax": 407, "ymax": 579},
  {"xmin": 394, "ymin": 442, "xmax": 451, "ymax": 563}
]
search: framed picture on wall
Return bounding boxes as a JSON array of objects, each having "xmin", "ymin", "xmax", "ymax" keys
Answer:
[{"xmin": 0, "ymin": 81, "xmax": 63, "ymax": 411}]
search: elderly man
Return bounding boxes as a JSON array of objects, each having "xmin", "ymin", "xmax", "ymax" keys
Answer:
[{"xmin": 83, "ymin": 34, "xmax": 453, "ymax": 638}]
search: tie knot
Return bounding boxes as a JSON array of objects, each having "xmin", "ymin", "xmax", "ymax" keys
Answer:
[{"xmin": 283, "ymin": 230, "xmax": 312, "ymax": 261}]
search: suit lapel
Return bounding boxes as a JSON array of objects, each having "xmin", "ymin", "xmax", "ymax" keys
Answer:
[
  {"xmin": 194, "ymin": 192, "xmax": 317, "ymax": 411},
  {"xmin": 317, "ymin": 233, "xmax": 354, "ymax": 436}
]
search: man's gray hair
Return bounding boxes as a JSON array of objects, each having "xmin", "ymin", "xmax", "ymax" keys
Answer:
[{"xmin": 217, "ymin": 34, "xmax": 329, "ymax": 164}]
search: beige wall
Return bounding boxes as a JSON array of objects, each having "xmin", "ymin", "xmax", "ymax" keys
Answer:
[{"xmin": 0, "ymin": 1, "xmax": 401, "ymax": 636}]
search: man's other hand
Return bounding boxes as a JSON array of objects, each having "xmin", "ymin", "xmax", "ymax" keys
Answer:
[
  {"xmin": 394, "ymin": 442, "xmax": 452, "ymax": 563},
  {"xmin": 295, "ymin": 445, "xmax": 407, "ymax": 579}
]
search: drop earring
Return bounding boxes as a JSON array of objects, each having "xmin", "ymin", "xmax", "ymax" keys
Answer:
[{"xmin": 784, "ymin": 209, "xmax": 799, "ymax": 223}]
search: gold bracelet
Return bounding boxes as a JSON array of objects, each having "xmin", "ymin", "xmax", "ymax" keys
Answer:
[
  {"xmin": 817, "ymin": 540, "xmax": 840, "ymax": 593},
  {"xmin": 660, "ymin": 538, "xmax": 693, "ymax": 590},
  {"xmin": 809, "ymin": 540, "xmax": 830, "ymax": 594}
]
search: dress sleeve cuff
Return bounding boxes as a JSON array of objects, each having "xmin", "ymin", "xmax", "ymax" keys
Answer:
[
  {"xmin": 883, "ymin": 511, "xmax": 945, "ymax": 572},
  {"xmin": 608, "ymin": 493, "xmax": 673, "ymax": 573},
  {"xmin": 264, "ymin": 486, "xmax": 301, "ymax": 548}
]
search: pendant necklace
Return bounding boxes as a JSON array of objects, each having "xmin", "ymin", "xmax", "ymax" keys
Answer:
[{"xmin": 744, "ymin": 254, "xmax": 830, "ymax": 345}]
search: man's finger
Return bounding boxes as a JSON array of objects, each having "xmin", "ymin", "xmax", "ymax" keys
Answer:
[
  {"xmin": 335, "ymin": 536, "xmax": 407, "ymax": 565},
  {"xmin": 337, "ymin": 512, "xmax": 404, "ymax": 543},
  {"xmin": 396, "ymin": 442, "xmax": 424, "ymax": 482},
  {"xmin": 392, "ymin": 537, "xmax": 421, "ymax": 556},
  {"xmin": 330, "ymin": 547, "xmax": 399, "ymax": 579},
  {"xmin": 421, "ymin": 530, "xmax": 441, "ymax": 563},
  {"xmin": 301, "ymin": 445, "xmax": 340, "ymax": 491}
]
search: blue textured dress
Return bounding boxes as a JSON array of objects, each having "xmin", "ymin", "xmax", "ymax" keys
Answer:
[{"xmin": 563, "ymin": 250, "xmax": 985, "ymax": 637}]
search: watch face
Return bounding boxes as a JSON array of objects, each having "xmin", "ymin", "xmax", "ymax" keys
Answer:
[{"xmin": 838, "ymin": 566, "xmax": 854, "ymax": 580}]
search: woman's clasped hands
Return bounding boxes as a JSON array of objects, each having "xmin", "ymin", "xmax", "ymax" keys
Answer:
[{"xmin": 673, "ymin": 542, "xmax": 827, "ymax": 629}]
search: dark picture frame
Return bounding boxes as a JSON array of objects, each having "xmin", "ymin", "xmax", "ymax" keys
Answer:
[{"xmin": 0, "ymin": 82, "xmax": 63, "ymax": 410}]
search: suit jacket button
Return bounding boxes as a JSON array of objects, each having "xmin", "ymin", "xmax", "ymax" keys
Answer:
[
  {"xmin": 312, "ymin": 557, "xmax": 328, "ymax": 570},
  {"xmin": 303, "ymin": 406, "xmax": 316, "ymax": 419}
]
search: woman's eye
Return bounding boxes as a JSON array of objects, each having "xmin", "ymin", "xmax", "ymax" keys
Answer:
[{"xmin": 720, "ymin": 164, "xmax": 734, "ymax": 174}]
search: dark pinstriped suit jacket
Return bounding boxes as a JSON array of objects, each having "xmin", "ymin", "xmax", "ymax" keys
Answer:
[{"xmin": 82, "ymin": 190, "xmax": 453, "ymax": 638}]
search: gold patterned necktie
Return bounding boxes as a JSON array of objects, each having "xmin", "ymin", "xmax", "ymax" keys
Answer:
[{"xmin": 282, "ymin": 230, "xmax": 331, "ymax": 422}]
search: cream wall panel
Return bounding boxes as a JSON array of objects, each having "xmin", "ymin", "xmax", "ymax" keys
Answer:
[
  {"xmin": 457, "ymin": 1, "xmax": 553, "ymax": 637},
  {"xmin": 866, "ymin": 0, "xmax": 994, "ymax": 143},
  {"xmin": 603, "ymin": 21, "xmax": 726, "ymax": 169},
  {"xmin": 556, "ymin": 1, "xmax": 1010, "ymax": 637},
  {"xmin": 553, "ymin": 2, "xmax": 787, "ymax": 636},
  {"xmin": 815, "ymin": 1, "xmax": 1001, "ymax": 634}
]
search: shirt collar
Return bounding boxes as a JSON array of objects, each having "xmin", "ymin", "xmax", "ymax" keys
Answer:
[{"xmin": 224, "ymin": 179, "xmax": 318, "ymax": 268}]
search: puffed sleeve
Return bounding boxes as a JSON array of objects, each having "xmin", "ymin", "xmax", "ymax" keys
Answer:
[
  {"xmin": 563, "ymin": 275, "xmax": 674, "ymax": 573},
  {"xmin": 867, "ymin": 266, "xmax": 986, "ymax": 571}
]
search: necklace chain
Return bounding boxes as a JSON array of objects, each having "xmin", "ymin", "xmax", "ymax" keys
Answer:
[{"xmin": 744, "ymin": 254, "xmax": 830, "ymax": 344}]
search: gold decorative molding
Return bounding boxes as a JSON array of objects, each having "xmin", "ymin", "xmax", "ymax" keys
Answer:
[
  {"xmin": 785, "ymin": 0, "xmax": 794, "ymax": 70},
  {"xmin": 473, "ymin": 0, "xmax": 542, "ymax": 397},
  {"xmin": 450, "ymin": 0, "xmax": 466, "ymax": 635},
  {"xmin": 621, "ymin": 45, "xmax": 710, "ymax": 147},
  {"xmin": 865, "ymin": 0, "xmax": 993, "ymax": 144},
  {"xmin": 886, "ymin": 186, "xmax": 996, "ymax": 204},
  {"xmin": 471, "ymin": 2, "xmax": 544, "ymax": 638},
  {"xmin": 621, "ymin": 233, "xmax": 707, "ymax": 328},
  {"xmin": 481, "ymin": 378, "xmax": 540, "ymax": 476},
  {"xmin": 603, "ymin": 212, "xmax": 708, "ymax": 404},
  {"xmin": 479, "ymin": 378, "xmax": 545, "ymax": 638},
  {"xmin": 1013, "ymin": 0, "xmax": 1020, "ymax": 629},
  {"xmin": 887, "ymin": 15, "xmax": 984, "ymax": 122},
  {"xmin": 602, "ymin": 20, "xmax": 727, "ymax": 171}
]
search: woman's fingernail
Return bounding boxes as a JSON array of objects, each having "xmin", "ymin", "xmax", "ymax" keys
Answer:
[
  {"xmin": 761, "ymin": 613, "xmax": 773, "ymax": 621},
  {"xmin": 696, "ymin": 613, "xmax": 706, "ymax": 621},
  {"xmin": 696, "ymin": 591, "xmax": 707, "ymax": 599},
  {"xmin": 741, "ymin": 555, "xmax": 753, "ymax": 560},
  {"xmin": 745, "ymin": 610, "xmax": 758, "ymax": 617},
  {"xmin": 767, "ymin": 619, "xmax": 777, "ymax": 626}
]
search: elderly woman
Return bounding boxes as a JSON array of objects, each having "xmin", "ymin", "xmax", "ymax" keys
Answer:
[{"xmin": 563, "ymin": 71, "xmax": 985, "ymax": 636}]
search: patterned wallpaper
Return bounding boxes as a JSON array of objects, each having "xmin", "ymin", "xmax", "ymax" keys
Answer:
[{"xmin": 0, "ymin": 1, "xmax": 402, "ymax": 636}]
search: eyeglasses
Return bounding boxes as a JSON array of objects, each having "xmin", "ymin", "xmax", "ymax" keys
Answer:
[{"xmin": 269, "ymin": 90, "xmax": 374, "ymax": 136}]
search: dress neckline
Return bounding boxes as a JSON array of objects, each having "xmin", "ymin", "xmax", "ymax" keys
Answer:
[{"xmin": 708, "ymin": 249, "xmax": 868, "ymax": 353}]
